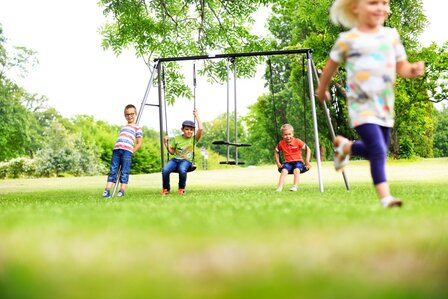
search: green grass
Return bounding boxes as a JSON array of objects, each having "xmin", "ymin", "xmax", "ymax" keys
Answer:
[{"xmin": 0, "ymin": 159, "xmax": 447, "ymax": 299}]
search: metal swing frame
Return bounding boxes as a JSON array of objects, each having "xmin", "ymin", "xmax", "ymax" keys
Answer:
[{"xmin": 126, "ymin": 49, "xmax": 349, "ymax": 194}]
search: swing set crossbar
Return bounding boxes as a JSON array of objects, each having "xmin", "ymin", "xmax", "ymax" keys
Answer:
[{"xmin": 154, "ymin": 49, "xmax": 313, "ymax": 63}]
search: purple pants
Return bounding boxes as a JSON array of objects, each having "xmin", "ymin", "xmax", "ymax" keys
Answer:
[{"xmin": 351, "ymin": 124, "xmax": 391, "ymax": 185}]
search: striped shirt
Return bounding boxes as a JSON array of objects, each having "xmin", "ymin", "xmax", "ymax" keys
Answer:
[{"xmin": 114, "ymin": 124, "xmax": 143, "ymax": 153}]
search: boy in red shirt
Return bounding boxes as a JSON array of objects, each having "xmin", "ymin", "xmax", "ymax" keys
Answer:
[{"xmin": 274, "ymin": 124, "xmax": 311, "ymax": 192}]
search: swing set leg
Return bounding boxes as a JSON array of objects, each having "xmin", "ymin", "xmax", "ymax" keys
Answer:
[
  {"xmin": 111, "ymin": 165, "xmax": 122, "ymax": 197},
  {"xmin": 310, "ymin": 55, "xmax": 350, "ymax": 191}
]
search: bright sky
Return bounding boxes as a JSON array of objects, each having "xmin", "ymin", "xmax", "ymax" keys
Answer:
[{"xmin": 0, "ymin": 0, "xmax": 446, "ymax": 130}]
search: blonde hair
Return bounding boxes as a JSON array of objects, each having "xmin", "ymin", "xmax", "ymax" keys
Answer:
[
  {"xmin": 280, "ymin": 124, "xmax": 294, "ymax": 133},
  {"xmin": 330, "ymin": 0, "xmax": 359, "ymax": 28}
]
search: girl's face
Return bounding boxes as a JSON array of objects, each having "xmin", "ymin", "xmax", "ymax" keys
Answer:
[
  {"xmin": 281, "ymin": 129, "xmax": 294, "ymax": 143},
  {"xmin": 353, "ymin": 0, "xmax": 390, "ymax": 31}
]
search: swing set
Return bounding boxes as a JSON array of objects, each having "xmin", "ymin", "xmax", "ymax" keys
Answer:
[{"xmin": 110, "ymin": 49, "xmax": 349, "ymax": 197}]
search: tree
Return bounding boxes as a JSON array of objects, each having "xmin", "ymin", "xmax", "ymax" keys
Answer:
[
  {"xmin": 35, "ymin": 121, "xmax": 76, "ymax": 177},
  {"xmin": 433, "ymin": 105, "xmax": 448, "ymax": 157},
  {"xmin": 266, "ymin": 0, "xmax": 446, "ymax": 158},
  {"xmin": 0, "ymin": 83, "xmax": 32, "ymax": 161},
  {"xmin": 0, "ymin": 24, "xmax": 46, "ymax": 161},
  {"xmin": 99, "ymin": 0, "xmax": 274, "ymax": 104}
]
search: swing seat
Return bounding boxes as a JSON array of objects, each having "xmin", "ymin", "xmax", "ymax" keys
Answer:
[
  {"xmin": 278, "ymin": 167, "xmax": 309, "ymax": 174},
  {"xmin": 173, "ymin": 164, "xmax": 197, "ymax": 173},
  {"xmin": 212, "ymin": 140, "xmax": 251, "ymax": 147},
  {"xmin": 220, "ymin": 161, "xmax": 245, "ymax": 165}
]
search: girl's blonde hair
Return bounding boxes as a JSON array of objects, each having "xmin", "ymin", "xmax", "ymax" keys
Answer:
[{"xmin": 330, "ymin": 0, "xmax": 359, "ymax": 29}]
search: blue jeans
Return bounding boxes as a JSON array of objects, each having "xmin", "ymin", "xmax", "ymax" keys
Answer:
[
  {"xmin": 352, "ymin": 124, "xmax": 391, "ymax": 185},
  {"xmin": 107, "ymin": 149, "xmax": 133, "ymax": 184},
  {"xmin": 162, "ymin": 158, "xmax": 192, "ymax": 190}
]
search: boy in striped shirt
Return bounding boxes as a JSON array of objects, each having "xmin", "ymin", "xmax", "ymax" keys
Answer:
[{"xmin": 102, "ymin": 104, "xmax": 143, "ymax": 198}]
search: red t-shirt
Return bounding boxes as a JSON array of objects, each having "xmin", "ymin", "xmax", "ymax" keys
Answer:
[{"xmin": 276, "ymin": 138, "xmax": 305, "ymax": 163}]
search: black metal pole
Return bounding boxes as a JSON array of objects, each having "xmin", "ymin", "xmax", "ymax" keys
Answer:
[
  {"xmin": 157, "ymin": 61, "xmax": 165, "ymax": 169},
  {"xmin": 154, "ymin": 49, "xmax": 312, "ymax": 63}
]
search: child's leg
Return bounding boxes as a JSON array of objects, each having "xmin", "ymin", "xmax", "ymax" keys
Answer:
[
  {"xmin": 277, "ymin": 170, "xmax": 288, "ymax": 189},
  {"xmin": 354, "ymin": 124, "xmax": 392, "ymax": 199},
  {"xmin": 119, "ymin": 151, "xmax": 133, "ymax": 191},
  {"xmin": 105, "ymin": 150, "xmax": 120, "ymax": 190},
  {"xmin": 177, "ymin": 160, "xmax": 192, "ymax": 189},
  {"xmin": 162, "ymin": 159, "xmax": 178, "ymax": 191},
  {"xmin": 292, "ymin": 168, "xmax": 300, "ymax": 187}
]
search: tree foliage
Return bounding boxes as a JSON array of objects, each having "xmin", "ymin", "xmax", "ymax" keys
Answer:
[
  {"xmin": 255, "ymin": 0, "xmax": 446, "ymax": 160},
  {"xmin": 0, "ymin": 24, "xmax": 53, "ymax": 161},
  {"xmin": 433, "ymin": 105, "xmax": 448, "ymax": 157},
  {"xmin": 99, "ymin": 0, "xmax": 274, "ymax": 104}
]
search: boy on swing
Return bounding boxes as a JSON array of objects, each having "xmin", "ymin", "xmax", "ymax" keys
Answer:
[
  {"xmin": 161, "ymin": 109, "xmax": 203, "ymax": 196},
  {"xmin": 274, "ymin": 124, "xmax": 311, "ymax": 192}
]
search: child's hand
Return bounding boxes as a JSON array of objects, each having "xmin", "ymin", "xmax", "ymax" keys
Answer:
[
  {"xmin": 411, "ymin": 61, "xmax": 425, "ymax": 77},
  {"xmin": 316, "ymin": 87, "xmax": 330, "ymax": 103},
  {"xmin": 193, "ymin": 109, "xmax": 199, "ymax": 117},
  {"xmin": 163, "ymin": 135, "xmax": 169, "ymax": 143}
]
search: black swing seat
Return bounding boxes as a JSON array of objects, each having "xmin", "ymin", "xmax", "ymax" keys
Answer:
[
  {"xmin": 212, "ymin": 140, "xmax": 251, "ymax": 147},
  {"xmin": 278, "ymin": 167, "xmax": 309, "ymax": 174},
  {"xmin": 220, "ymin": 161, "xmax": 245, "ymax": 165},
  {"xmin": 173, "ymin": 164, "xmax": 197, "ymax": 173}
]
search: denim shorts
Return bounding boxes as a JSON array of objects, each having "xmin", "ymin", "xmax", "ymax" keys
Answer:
[{"xmin": 281, "ymin": 161, "xmax": 305, "ymax": 174}]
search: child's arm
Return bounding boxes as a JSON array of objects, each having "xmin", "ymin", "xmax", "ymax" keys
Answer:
[
  {"xmin": 133, "ymin": 136, "xmax": 142, "ymax": 153},
  {"xmin": 304, "ymin": 144, "xmax": 311, "ymax": 169},
  {"xmin": 274, "ymin": 150, "xmax": 282, "ymax": 168},
  {"xmin": 194, "ymin": 109, "xmax": 204, "ymax": 141},
  {"xmin": 316, "ymin": 59, "xmax": 339, "ymax": 103},
  {"xmin": 397, "ymin": 60, "xmax": 425, "ymax": 78},
  {"xmin": 164, "ymin": 135, "xmax": 174, "ymax": 155}
]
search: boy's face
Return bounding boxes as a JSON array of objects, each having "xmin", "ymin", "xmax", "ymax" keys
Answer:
[
  {"xmin": 124, "ymin": 108, "xmax": 137, "ymax": 124},
  {"xmin": 182, "ymin": 126, "xmax": 195, "ymax": 137},
  {"xmin": 281, "ymin": 129, "xmax": 294, "ymax": 143}
]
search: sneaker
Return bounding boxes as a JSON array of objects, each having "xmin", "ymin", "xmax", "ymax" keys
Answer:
[
  {"xmin": 102, "ymin": 189, "xmax": 111, "ymax": 198},
  {"xmin": 333, "ymin": 136, "xmax": 350, "ymax": 171},
  {"xmin": 276, "ymin": 187, "xmax": 282, "ymax": 192},
  {"xmin": 289, "ymin": 186, "xmax": 298, "ymax": 192},
  {"xmin": 381, "ymin": 197, "xmax": 403, "ymax": 208},
  {"xmin": 117, "ymin": 190, "xmax": 124, "ymax": 197},
  {"xmin": 160, "ymin": 189, "xmax": 170, "ymax": 195},
  {"xmin": 178, "ymin": 188, "xmax": 185, "ymax": 195}
]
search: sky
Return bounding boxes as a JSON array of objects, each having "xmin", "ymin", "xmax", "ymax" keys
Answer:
[{"xmin": 0, "ymin": 0, "xmax": 446, "ymax": 131}]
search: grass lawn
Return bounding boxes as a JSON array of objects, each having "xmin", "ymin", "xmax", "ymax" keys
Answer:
[{"xmin": 0, "ymin": 158, "xmax": 447, "ymax": 299}]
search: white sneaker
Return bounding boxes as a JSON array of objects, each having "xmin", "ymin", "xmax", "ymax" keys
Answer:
[
  {"xmin": 289, "ymin": 186, "xmax": 298, "ymax": 192},
  {"xmin": 381, "ymin": 196, "xmax": 403, "ymax": 208},
  {"xmin": 276, "ymin": 187, "xmax": 283, "ymax": 192},
  {"xmin": 333, "ymin": 137, "xmax": 350, "ymax": 171}
]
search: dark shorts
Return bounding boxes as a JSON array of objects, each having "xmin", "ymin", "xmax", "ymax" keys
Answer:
[{"xmin": 282, "ymin": 161, "xmax": 305, "ymax": 174}]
